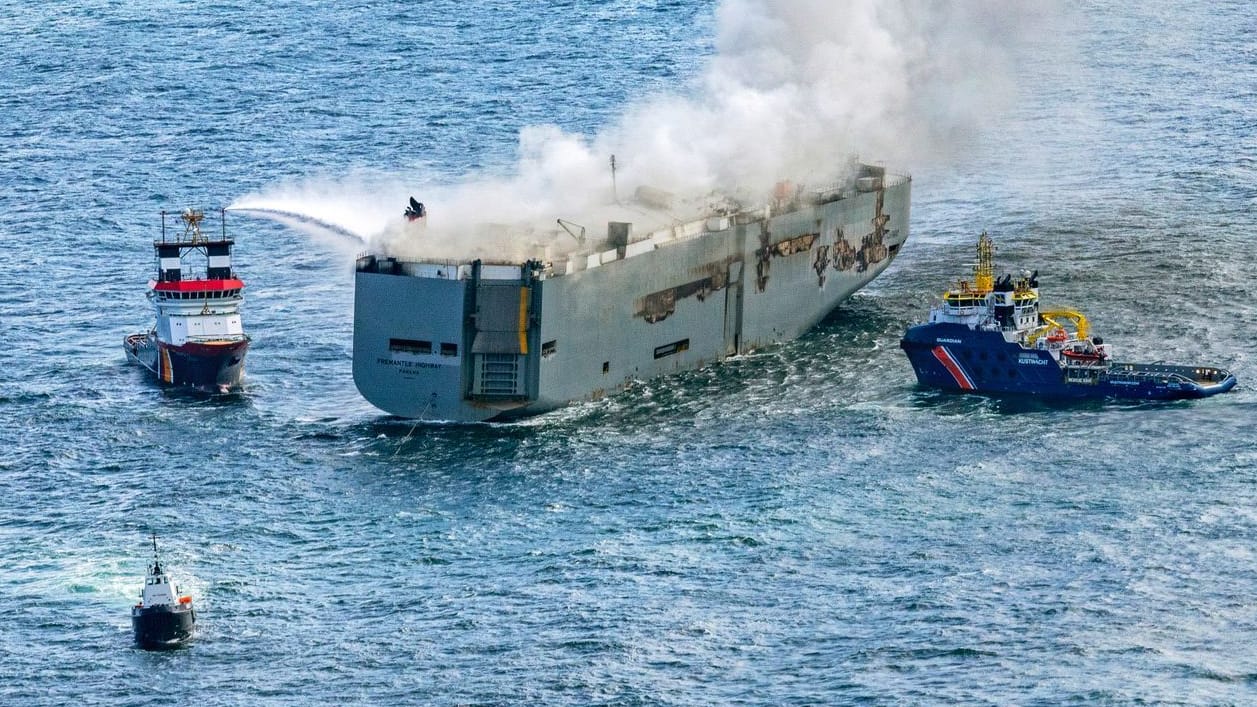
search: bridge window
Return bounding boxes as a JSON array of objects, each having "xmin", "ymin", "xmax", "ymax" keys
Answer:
[{"xmin": 440, "ymin": 343, "xmax": 458, "ymax": 356}]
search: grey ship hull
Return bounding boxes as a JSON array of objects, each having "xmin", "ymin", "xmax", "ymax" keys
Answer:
[{"xmin": 353, "ymin": 168, "xmax": 910, "ymax": 421}]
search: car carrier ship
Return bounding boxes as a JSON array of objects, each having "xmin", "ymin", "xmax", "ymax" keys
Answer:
[{"xmin": 353, "ymin": 163, "xmax": 911, "ymax": 421}]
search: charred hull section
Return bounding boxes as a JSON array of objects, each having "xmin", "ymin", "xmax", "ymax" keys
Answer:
[{"xmin": 131, "ymin": 605, "xmax": 195, "ymax": 650}]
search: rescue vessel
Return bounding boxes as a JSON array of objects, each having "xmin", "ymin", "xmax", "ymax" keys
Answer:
[
  {"xmin": 900, "ymin": 233, "xmax": 1237, "ymax": 400},
  {"xmin": 132, "ymin": 535, "xmax": 195, "ymax": 650},
  {"xmin": 124, "ymin": 208, "xmax": 249, "ymax": 392},
  {"xmin": 353, "ymin": 163, "xmax": 911, "ymax": 421}
]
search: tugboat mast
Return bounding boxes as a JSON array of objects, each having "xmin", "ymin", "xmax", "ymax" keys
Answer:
[
  {"xmin": 149, "ymin": 532, "xmax": 161, "ymax": 575},
  {"xmin": 973, "ymin": 231, "xmax": 995, "ymax": 294}
]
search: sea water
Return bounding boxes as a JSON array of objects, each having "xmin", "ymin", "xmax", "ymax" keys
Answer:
[{"xmin": 1, "ymin": 1, "xmax": 1254, "ymax": 704}]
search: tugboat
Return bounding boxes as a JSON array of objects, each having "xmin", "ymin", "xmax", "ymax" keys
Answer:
[
  {"xmin": 124, "ymin": 208, "xmax": 249, "ymax": 392},
  {"xmin": 900, "ymin": 233, "xmax": 1237, "ymax": 400},
  {"xmin": 132, "ymin": 534, "xmax": 195, "ymax": 650}
]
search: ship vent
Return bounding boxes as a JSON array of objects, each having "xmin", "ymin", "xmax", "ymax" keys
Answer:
[{"xmin": 472, "ymin": 353, "xmax": 524, "ymax": 397}]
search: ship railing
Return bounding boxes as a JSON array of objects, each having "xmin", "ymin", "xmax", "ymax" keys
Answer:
[
  {"xmin": 1062, "ymin": 358, "xmax": 1106, "ymax": 371},
  {"xmin": 805, "ymin": 171, "xmax": 909, "ymax": 206},
  {"xmin": 1110, "ymin": 362, "xmax": 1231, "ymax": 384},
  {"xmin": 939, "ymin": 303, "xmax": 984, "ymax": 316},
  {"xmin": 1104, "ymin": 366, "xmax": 1197, "ymax": 386}
]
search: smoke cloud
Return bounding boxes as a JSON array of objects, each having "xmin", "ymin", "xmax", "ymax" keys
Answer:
[{"xmin": 232, "ymin": 0, "xmax": 1063, "ymax": 261}]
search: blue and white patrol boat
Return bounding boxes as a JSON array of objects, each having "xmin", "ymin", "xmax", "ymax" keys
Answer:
[
  {"xmin": 900, "ymin": 233, "xmax": 1237, "ymax": 400},
  {"xmin": 131, "ymin": 534, "xmax": 195, "ymax": 650}
]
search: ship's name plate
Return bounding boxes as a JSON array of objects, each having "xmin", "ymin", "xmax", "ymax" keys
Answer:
[
  {"xmin": 1018, "ymin": 353, "xmax": 1050, "ymax": 365},
  {"xmin": 935, "ymin": 338, "xmax": 963, "ymax": 344},
  {"xmin": 377, "ymin": 357, "xmax": 448, "ymax": 370}
]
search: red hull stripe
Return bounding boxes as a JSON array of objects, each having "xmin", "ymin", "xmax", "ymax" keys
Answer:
[
  {"xmin": 151, "ymin": 278, "xmax": 245, "ymax": 292},
  {"xmin": 932, "ymin": 346, "xmax": 976, "ymax": 390},
  {"xmin": 158, "ymin": 339, "xmax": 249, "ymax": 357}
]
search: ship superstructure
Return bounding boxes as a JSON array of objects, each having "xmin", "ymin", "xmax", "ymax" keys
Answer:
[
  {"xmin": 124, "ymin": 208, "xmax": 249, "ymax": 392},
  {"xmin": 353, "ymin": 163, "xmax": 911, "ymax": 421},
  {"xmin": 900, "ymin": 233, "xmax": 1236, "ymax": 400}
]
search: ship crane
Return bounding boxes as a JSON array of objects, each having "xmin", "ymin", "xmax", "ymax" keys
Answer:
[
  {"xmin": 556, "ymin": 218, "xmax": 586, "ymax": 246},
  {"xmin": 1026, "ymin": 308, "xmax": 1090, "ymax": 346}
]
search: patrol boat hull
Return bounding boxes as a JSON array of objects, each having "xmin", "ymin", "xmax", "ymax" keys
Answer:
[
  {"xmin": 901, "ymin": 323, "xmax": 1237, "ymax": 400},
  {"xmin": 131, "ymin": 605, "xmax": 195, "ymax": 650},
  {"xmin": 353, "ymin": 166, "xmax": 911, "ymax": 421}
]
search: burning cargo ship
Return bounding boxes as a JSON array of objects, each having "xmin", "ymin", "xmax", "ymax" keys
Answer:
[{"xmin": 353, "ymin": 163, "xmax": 910, "ymax": 421}]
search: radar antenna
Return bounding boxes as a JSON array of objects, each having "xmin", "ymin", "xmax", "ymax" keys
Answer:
[{"xmin": 180, "ymin": 208, "xmax": 206, "ymax": 244}]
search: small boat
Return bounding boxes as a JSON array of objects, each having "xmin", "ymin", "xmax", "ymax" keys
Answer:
[
  {"xmin": 124, "ymin": 208, "xmax": 249, "ymax": 393},
  {"xmin": 900, "ymin": 233, "xmax": 1237, "ymax": 400},
  {"xmin": 131, "ymin": 534, "xmax": 195, "ymax": 650}
]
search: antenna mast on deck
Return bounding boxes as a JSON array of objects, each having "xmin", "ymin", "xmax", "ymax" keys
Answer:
[{"xmin": 609, "ymin": 154, "xmax": 618, "ymax": 204}]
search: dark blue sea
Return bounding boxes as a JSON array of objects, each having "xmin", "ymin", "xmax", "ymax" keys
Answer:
[{"xmin": 3, "ymin": 1, "xmax": 1255, "ymax": 704}]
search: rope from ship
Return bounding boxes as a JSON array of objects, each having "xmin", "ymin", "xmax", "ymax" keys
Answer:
[{"xmin": 393, "ymin": 393, "xmax": 436, "ymax": 456}]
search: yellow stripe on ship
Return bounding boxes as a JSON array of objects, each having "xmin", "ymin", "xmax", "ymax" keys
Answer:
[
  {"xmin": 160, "ymin": 347, "xmax": 173, "ymax": 383},
  {"xmin": 517, "ymin": 287, "xmax": 530, "ymax": 355}
]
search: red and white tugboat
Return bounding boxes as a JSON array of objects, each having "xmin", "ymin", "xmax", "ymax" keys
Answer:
[
  {"xmin": 124, "ymin": 208, "xmax": 249, "ymax": 392},
  {"xmin": 132, "ymin": 534, "xmax": 195, "ymax": 650}
]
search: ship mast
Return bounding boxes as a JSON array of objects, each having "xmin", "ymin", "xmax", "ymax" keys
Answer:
[
  {"xmin": 973, "ymin": 231, "xmax": 995, "ymax": 293},
  {"xmin": 609, "ymin": 154, "xmax": 618, "ymax": 204},
  {"xmin": 149, "ymin": 532, "xmax": 162, "ymax": 575}
]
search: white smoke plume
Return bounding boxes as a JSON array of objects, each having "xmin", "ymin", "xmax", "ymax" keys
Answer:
[{"xmin": 233, "ymin": 1, "xmax": 1064, "ymax": 261}]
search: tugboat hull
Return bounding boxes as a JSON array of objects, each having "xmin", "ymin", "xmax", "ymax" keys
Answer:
[
  {"xmin": 125, "ymin": 333, "xmax": 248, "ymax": 392},
  {"xmin": 901, "ymin": 323, "xmax": 1237, "ymax": 400},
  {"xmin": 131, "ymin": 605, "xmax": 195, "ymax": 649}
]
